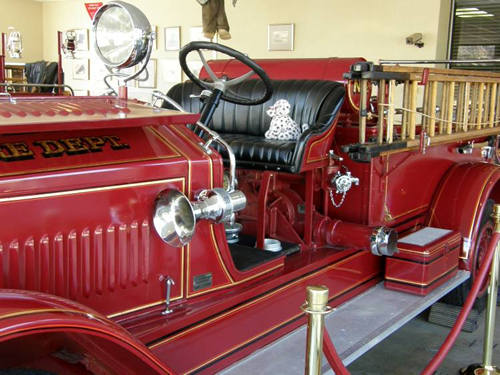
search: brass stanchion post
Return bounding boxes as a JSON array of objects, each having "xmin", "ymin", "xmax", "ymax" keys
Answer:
[
  {"xmin": 476, "ymin": 205, "xmax": 500, "ymax": 375},
  {"xmin": 302, "ymin": 285, "xmax": 332, "ymax": 375}
]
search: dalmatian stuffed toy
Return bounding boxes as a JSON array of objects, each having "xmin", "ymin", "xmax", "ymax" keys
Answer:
[{"xmin": 265, "ymin": 99, "xmax": 305, "ymax": 141}]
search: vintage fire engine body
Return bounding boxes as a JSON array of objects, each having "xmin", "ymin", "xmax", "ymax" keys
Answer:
[
  {"xmin": 1, "ymin": 3, "xmax": 500, "ymax": 375},
  {"xmin": 0, "ymin": 95, "xmax": 384, "ymax": 374}
]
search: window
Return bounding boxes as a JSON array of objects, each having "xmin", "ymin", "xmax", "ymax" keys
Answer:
[{"xmin": 450, "ymin": 0, "xmax": 500, "ymax": 71}]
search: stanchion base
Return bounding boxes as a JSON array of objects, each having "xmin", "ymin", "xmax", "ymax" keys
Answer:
[{"xmin": 460, "ymin": 364, "xmax": 500, "ymax": 375}]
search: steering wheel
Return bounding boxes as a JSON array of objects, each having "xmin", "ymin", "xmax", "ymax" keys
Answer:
[{"xmin": 179, "ymin": 41, "xmax": 273, "ymax": 105}]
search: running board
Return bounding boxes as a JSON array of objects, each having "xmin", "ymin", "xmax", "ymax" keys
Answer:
[{"xmin": 220, "ymin": 270, "xmax": 470, "ymax": 374}]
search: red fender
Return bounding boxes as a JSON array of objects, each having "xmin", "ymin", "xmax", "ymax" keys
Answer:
[
  {"xmin": 427, "ymin": 162, "xmax": 500, "ymax": 270},
  {"xmin": 0, "ymin": 289, "xmax": 173, "ymax": 374}
]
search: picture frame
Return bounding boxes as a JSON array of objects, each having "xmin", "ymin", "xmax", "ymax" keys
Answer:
[
  {"xmin": 74, "ymin": 28, "xmax": 89, "ymax": 51},
  {"xmin": 164, "ymin": 26, "xmax": 181, "ymax": 51},
  {"xmin": 137, "ymin": 59, "xmax": 157, "ymax": 88},
  {"xmin": 160, "ymin": 59, "xmax": 182, "ymax": 83},
  {"xmin": 72, "ymin": 59, "xmax": 90, "ymax": 80},
  {"xmin": 268, "ymin": 24, "xmax": 294, "ymax": 51},
  {"xmin": 154, "ymin": 25, "xmax": 159, "ymax": 49},
  {"xmin": 90, "ymin": 56, "xmax": 109, "ymax": 82}
]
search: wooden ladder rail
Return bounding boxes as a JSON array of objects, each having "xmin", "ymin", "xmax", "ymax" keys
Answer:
[
  {"xmin": 386, "ymin": 80, "xmax": 396, "ymax": 144},
  {"xmin": 446, "ymin": 81, "xmax": 455, "ymax": 135},
  {"xmin": 377, "ymin": 79, "xmax": 386, "ymax": 144},
  {"xmin": 401, "ymin": 80, "xmax": 410, "ymax": 140},
  {"xmin": 350, "ymin": 65, "xmax": 500, "ymax": 150},
  {"xmin": 489, "ymin": 83, "xmax": 498, "ymax": 128}
]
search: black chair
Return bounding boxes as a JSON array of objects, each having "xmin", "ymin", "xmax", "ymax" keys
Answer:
[{"xmin": 25, "ymin": 61, "xmax": 59, "ymax": 93}]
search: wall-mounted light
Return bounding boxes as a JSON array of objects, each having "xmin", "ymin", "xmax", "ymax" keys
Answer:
[
  {"xmin": 406, "ymin": 33, "xmax": 424, "ymax": 48},
  {"xmin": 456, "ymin": 7, "xmax": 494, "ymax": 18},
  {"xmin": 7, "ymin": 27, "xmax": 22, "ymax": 58}
]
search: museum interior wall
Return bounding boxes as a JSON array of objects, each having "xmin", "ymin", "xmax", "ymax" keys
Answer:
[
  {"xmin": 0, "ymin": 0, "xmax": 43, "ymax": 63},
  {"xmin": 1, "ymin": 0, "xmax": 452, "ymax": 98}
]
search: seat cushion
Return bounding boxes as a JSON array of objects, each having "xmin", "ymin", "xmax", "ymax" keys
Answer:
[{"xmin": 214, "ymin": 133, "xmax": 296, "ymax": 169}]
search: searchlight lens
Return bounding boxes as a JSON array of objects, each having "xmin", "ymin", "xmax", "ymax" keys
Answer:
[{"xmin": 93, "ymin": 1, "xmax": 152, "ymax": 69}]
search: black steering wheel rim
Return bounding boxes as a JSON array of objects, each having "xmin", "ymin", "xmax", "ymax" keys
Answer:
[{"xmin": 179, "ymin": 41, "xmax": 273, "ymax": 105}]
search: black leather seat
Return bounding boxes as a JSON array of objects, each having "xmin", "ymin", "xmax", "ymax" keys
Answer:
[{"xmin": 165, "ymin": 79, "xmax": 345, "ymax": 172}]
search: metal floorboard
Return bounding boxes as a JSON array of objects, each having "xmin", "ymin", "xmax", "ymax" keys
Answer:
[{"xmin": 219, "ymin": 270, "xmax": 470, "ymax": 375}]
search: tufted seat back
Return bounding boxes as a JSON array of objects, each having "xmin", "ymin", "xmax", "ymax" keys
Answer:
[
  {"xmin": 165, "ymin": 79, "xmax": 345, "ymax": 172},
  {"xmin": 168, "ymin": 79, "xmax": 343, "ymax": 135}
]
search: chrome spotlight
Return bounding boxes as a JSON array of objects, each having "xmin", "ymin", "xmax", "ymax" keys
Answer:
[
  {"xmin": 154, "ymin": 188, "xmax": 246, "ymax": 247},
  {"xmin": 92, "ymin": 1, "xmax": 152, "ymax": 69}
]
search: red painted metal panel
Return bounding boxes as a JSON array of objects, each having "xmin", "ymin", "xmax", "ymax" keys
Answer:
[
  {"xmin": 427, "ymin": 162, "xmax": 500, "ymax": 270},
  {"xmin": 330, "ymin": 141, "xmax": 488, "ymax": 227},
  {"xmin": 0, "ymin": 290, "xmax": 173, "ymax": 374},
  {"xmin": 0, "ymin": 125, "xmax": 209, "ymax": 317},
  {"xmin": 0, "ymin": 186, "xmax": 185, "ymax": 316},
  {"xmin": 385, "ymin": 231, "xmax": 461, "ymax": 295},
  {"xmin": 0, "ymin": 97, "xmax": 198, "ymax": 134},
  {"xmin": 202, "ymin": 57, "xmax": 366, "ymax": 117},
  {"xmin": 202, "ymin": 57, "xmax": 364, "ymax": 81},
  {"xmin": 150, "ymin": 251, "xmax": 381, "ymax": 374},
  {"xmin": 0, "ymin": 53, "xmax": 496, "ymax": 374}
]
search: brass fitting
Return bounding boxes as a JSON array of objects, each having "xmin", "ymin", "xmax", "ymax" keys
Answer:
[
  {"xmin": 302, "ymin": 285, "xmax": 332, "ymax": 375},
  {"xmin": 306, "ymin": 286, "xmax": 329, "ymax": 312},
  {"xmin": 482, "ymin": 204, "xmax": 500, "ymax": 373},
  {"xmin": 492, "ymin": 204, "xmax": 500, "ymax": 233}
]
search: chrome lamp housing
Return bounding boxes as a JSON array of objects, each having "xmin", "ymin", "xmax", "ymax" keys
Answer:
[
  {"xmin": 153, "ymin": 188, "xmax": 247, "ymax": 248},
  {"xmin": 93, "ymin": 1, "xmax": 152, "ymax": 70}
]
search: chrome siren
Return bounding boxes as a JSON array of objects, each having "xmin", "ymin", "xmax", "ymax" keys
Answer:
[{"xmin": 153, "ymin": 188, "xmax": 246, "ymax": 247}]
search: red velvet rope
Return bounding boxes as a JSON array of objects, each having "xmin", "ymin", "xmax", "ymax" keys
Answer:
[
  {"xmin": 323, "ymin": 329, "xmax": 350, "ymax": 375},
  {"xmin": 320, "ymin": 232, "xmax": 500, "ymax": 375}
]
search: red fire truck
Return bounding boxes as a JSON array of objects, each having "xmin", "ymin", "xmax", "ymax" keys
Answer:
[{"xmin": 0, "ymin": 2, "xmax": 499, "ymax": 374}]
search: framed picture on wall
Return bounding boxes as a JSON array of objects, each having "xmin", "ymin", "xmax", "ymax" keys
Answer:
[
  {"xmin": 72, "ymin": 59, "xmax": 90, "ymax": 80},
  {"xmin": 154, "ymin": 25, "xmax": 159, "ymax": 49},
  {"xmin": 137, "ymin": 59, "xmax": 157, "ymax": 88},
  {"xmin": 90, "ymin": 56, "xmax": 109, "ymax": 82},
  {"xmin": 268, "ymin": 24, "xmax": 294, "ymax": 51},
  {"xmin": 164, "ymin": 26, "xmax": 181, "ymax": 51},
  {"xmin": 160, "ymin": 59, "xmax": 182, "ymax": 83},
  {"xmin": 74, "ymin": 29, "xmax": 89, "ymax": 51}
]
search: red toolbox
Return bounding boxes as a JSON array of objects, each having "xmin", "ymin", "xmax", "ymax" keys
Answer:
[{"xmin": 385, "ymin": 227, "xmax": 462, "ymax": 296}]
